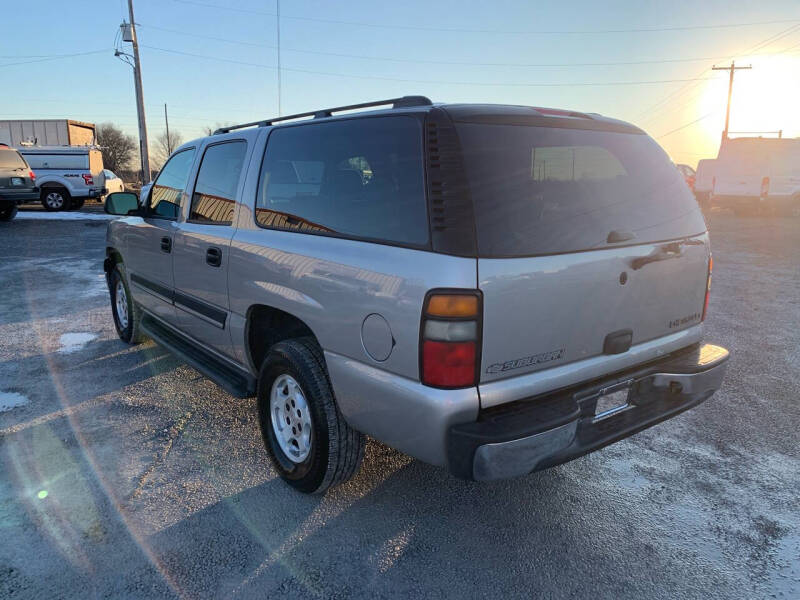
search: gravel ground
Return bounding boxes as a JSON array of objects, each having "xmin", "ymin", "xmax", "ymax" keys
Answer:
[{"xmin": 0, "ymin": 209, "xmax": 798, "ymax": 599}]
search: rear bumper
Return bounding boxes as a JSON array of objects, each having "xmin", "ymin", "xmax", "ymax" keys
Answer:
[
  {"xmin": 447, "ymin": 343, "xmax": 729, "ymax": 480},
  {"xmin": 0, "ymin": 188, "xmax": 39, "ymax": 205}
]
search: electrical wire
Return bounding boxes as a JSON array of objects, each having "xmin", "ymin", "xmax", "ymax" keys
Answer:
[
  {"xmin": 137, "ymin": 22, "xmax": 739, "ymax": 68},
  {"xmin": 656, "ymin": 112, "xmax": 716, "ymax": 138},
  {"xmin": 167, "ymin": 0, "xmax": 800, "ymax": 35},
  {"xmin": 0, "ymin": 49, "xmax": 109, "ymax": 68},
  {"xmin": 140, "ymin": 44, "xmax": 714, "ymax": 87}
]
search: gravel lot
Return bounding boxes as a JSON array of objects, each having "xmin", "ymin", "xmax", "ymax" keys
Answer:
[{"xmin": 1, "ymin": 208, "xmax": 798, "ymax": 599}]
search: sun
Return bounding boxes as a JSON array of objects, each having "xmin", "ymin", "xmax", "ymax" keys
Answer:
[{"xmin": 698, "ymin": 54, "xmax": 800, "ymax": 143}]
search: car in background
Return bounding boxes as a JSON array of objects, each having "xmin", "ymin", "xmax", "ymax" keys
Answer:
[
  {"xmin": 694, "ymin": 158, "xmax": 716, "ymax": 208},
  {"xmin": 710, "ymin": 137, "xmax": 800, "ymax": 216},
  {"xmin": 102, "ymin": 169, "xmax": 125, "ymax": 196},
  {"xmin": 676, "ymin": 163, "xmax": 696, "ymax": 192},
  {"xmin": 0, "ymin": 144, "xmax": 38, "ymax": 221},
  {"xmin": 19, "ymin": 146, "xmax": 106, "ymax": 211}
]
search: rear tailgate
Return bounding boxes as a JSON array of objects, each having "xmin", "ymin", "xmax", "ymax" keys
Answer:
[
  {"xmin": 452, "ymin": 116, "xmax": 709, "ymax": 399},
  {"xmin": 478, "ymin": 234, "xmax": 709, "ymax": 384}
]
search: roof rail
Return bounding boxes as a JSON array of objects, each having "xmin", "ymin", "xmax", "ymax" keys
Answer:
[{"xmin": 213, "ymin": 96, "xmax": 433, "ymax": 135}]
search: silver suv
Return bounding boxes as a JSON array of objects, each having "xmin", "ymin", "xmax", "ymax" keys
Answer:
[{"xmin": 103, "ymin": 97, "xmax": 729, "ymax": 493}]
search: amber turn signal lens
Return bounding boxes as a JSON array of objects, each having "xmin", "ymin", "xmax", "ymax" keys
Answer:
[{"xmin": 426, "ymin": 294, "xmax": 479, "ymax": 318}]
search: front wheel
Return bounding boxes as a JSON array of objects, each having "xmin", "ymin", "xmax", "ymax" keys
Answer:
[
  {"xmin": 0, "ymin": 205, "xmax": 18, "ymax": 221},
  {"xmin": 257, "ymin": 338, "xmax": 365, "ymax": 494},
  {"xmin": 41, "ymin": 188, "xmax": 70, "ymax": 211},
  {"xmin": 109, "ymin": 265, "xmax": 145, "ymax": 344}
]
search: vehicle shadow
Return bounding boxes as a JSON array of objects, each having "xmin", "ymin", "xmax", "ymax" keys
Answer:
[{"xmin": 0, "ymin": 338, "xmax": 181, "ymax": 430}]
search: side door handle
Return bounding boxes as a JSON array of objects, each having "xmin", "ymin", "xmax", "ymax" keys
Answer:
[
  {"xmin": 206, "ymin": 246, "xmax": 222, "ymax": 267},
  {"xmin": 160, "ymin": 236, "xmax": 172, "ymax": 253}
]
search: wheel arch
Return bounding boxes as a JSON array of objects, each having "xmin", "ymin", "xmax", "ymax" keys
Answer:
[{"xmin": 245, "ymin": 304, "xmax": 321, "ymax": 373}]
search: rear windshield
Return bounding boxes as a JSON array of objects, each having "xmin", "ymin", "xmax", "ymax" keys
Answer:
[
  {"xmin": 0, "ymin": 149, "xmax": 27, "ymax": 169},
  {"xmin": 456, "ymin": 124, "xmax": 706, "ymax": 257}
]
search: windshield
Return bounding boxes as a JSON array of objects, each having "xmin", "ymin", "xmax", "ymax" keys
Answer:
[
  {"xmin": 0, "ymin": 149, "xmax": 27, "ymax": 170},
  {"xmin": 456, "ymin": 123, "xmax": 707, "ymax": 257}
]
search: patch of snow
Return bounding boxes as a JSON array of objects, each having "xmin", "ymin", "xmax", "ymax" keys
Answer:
[
  {"xmin": 58, "ymin": 332, "xmax": 97, "ymax": 354},
  {"xmin": 16, "ymin": 211, "xmax": 116, "ymax": 221},
  {"xmin": 0, "ymin": 391, "xmax": 29, "ymax": 412}
]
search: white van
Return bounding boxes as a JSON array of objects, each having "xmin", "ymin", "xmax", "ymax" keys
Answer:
[
  {"xmin": 19, "ymin": 146, "xmax": 106, "ymax": 211},
  {"xmin": 710, "ymin": 137, "xmax": 800, "ymax": 215},
  {"xmin": 694, "ymin": 158, "xmax": 716, "ymax": 206}
]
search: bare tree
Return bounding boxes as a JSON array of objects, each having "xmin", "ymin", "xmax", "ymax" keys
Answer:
[
  {"xmin": 152, "ymin": 130, "xmax": 184, "ymax": 169},
  {"xmin": 96, "ymin": 123, "xmax": 136, "ymax": 174},
  {"xmin": 202, "ymin": 123, "xmax": 235, "ymax": 136}
]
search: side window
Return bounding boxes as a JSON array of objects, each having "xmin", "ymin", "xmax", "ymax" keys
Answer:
[
  {"xmin": 149, "ymin": 148, "xmax": 195, "ymax": 219},
  {"xmin": 188, "ymin": 141, "xmax": 247, "ymax": 225},
  {"xmin": 255, "ymin": 116, "xmax": 428, "ymax": 246}
]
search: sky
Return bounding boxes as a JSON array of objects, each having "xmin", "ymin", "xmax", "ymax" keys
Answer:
[{"xmin": 2, "ymin": 0, "xmax": 800, "ymax": 168}]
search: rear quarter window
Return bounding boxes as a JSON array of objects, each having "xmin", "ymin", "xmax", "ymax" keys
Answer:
[
  {"xmin": 456, "ymin": 123, "xmax": 707, "ymax": 257},
  {"xmin": 0, "ymin": 149, "xmax": 28, "ymax": 169},
  {"xmin": 255, "ymin": 116, "xmax": 428, "ymax": 246}
]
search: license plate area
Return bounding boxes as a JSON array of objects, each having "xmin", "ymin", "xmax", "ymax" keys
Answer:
[
  {"xmin": 11, "ymin": 177, "xmax": 23, "ymax": 186},
  {"xmin": 592, "ymin": 380, "xmax": 633, "ymax": 422}
]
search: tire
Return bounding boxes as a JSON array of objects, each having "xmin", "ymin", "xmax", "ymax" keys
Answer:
[
  {"xmin": 109, "ymin": 264, "xmax": 145, "ymax": 344},
  {"xmin": 69, "ymin": 198, "xmax": 85, "ymax": 211},
  {"xmin": 257, "ymin": 337, "xmax": 365, "ymax": 494},
  {"xmin": 0, "ymin": 205, "xmax": 18, "ymax": 221},
  {"xmin": 41, "ymin": 188, "xmax": 71, "ymax": 211}
]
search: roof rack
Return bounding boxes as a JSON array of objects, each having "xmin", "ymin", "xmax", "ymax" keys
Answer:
[{"xmin": 213, "ymin": 96, "xmax": 433, "ymax": 135}]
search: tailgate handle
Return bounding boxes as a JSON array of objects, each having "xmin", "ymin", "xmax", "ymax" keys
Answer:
[{"xmin": 603, "ymin": 329, "xmax": 633, "ymax": 355}]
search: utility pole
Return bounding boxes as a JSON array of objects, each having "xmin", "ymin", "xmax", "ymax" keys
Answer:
[
  {"xmin": 164, "ymin": 103, "xmax": 170, "ymax": 154},
  {"xmin": 276, "ymin": 0, "xmax": 281, "ymax": 115},
  {"xmin": 712, "ymin": 61, "xmax": 752, "ymax": 143},
  {"xmin": 126, "ymin": 0, "xmax": 151, "ymax": 183}
]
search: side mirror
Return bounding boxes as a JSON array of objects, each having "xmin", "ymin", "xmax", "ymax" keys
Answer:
[{"xmin": 105, "ymin": 192, "xmax": 140, "ymax": 216}]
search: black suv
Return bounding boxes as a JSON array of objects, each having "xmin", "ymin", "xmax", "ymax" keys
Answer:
[{"xmin": 0, "ymin": 145, "xmax": 38, "ymax": 221}]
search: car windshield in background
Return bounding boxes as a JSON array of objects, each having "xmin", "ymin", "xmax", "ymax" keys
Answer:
[
  {"xmin": 0, "ymin": 149, "xmax": 27, "ymax": 170},
  {"xmin": 456, "ymin": 124, "xmax": 707, "ymax": 257}
]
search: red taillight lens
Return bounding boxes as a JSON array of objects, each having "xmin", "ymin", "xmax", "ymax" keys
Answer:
[
  {"xmin": 82, "ymin": 173, "xmax": 94, "ymax": 185},
  {"xmin": 422, "ymin": 340, "xmax": 476, "ymax": 388},
  {"xmin": 28, "ymin": 170, "xmax": 36, "ymax": 181},
  {"xmin": 702, "ymin": 255, "xmax": 713, "ymax": 321},
  {"xmin": 760, "ymin": 177, "xmax": 770, "ymax": 198},
  {"xmin": 420, "ymin": 291, "xmax": 481, "ymax": 388}
]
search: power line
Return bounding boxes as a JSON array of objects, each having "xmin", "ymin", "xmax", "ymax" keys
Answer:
[
  {"xmin": 168, "ymin": 1, "xmax": 800, "ymax": 35},
  {"xmin": 141, "ymin": 43, "xmax": 712, "ymax": 87},
  {"xmin": 656, "ymin": 112, "xmax": 716, "ymax": 139},
  {"xmin": 137, "ymin": 23, "xmax": 740, "ymax": 68},
  {"xmin": 633, "ymin": 23, "xmax": 800, "ymax": 121},
  {"xmin": 0, "ymin": 49, "xmax": 109, "ymax": 68}
]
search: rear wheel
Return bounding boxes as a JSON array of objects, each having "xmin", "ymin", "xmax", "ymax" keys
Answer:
[
  {"xmin": 257, "ymin": 337, "xmax": 365, "ymax": 494},
  {"xmin": 0, "ymin": 205, "xmax": 18, "ymax": 221},
  {"xmin": 41, "ymin": 188, "xmax": 70, "ymax": 211},
  {"xmin": 70, "ymin": 198, "xmax": 85, "ymax": 210}
]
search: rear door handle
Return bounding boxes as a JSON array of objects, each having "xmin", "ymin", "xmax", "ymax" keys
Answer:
[
  {"xmin": 206, "ymin": 246, "xmax": 222, "ymax": 267},
  {"xmin": 160, "ymin": 236, "xmax": 172, "ymax": 253}
]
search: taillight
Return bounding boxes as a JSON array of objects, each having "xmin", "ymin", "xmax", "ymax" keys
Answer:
[
  {"xmin": 760, "ymin": 176, "xmax": 770, "ymax": 198},
  {"xmin": 28, "ymin": 170, "xmax": 35, "ymax": 181},
  {"xmin": 420, "ymin": 290, "xmax": 481, "ymax": 388},
  {"xmin": 82, "ymin": 173, "xmax": 94, "ymax": 185},
  {"xmin": 702, "ymin": 255, "xmax": 712, "ymax": 321}
]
